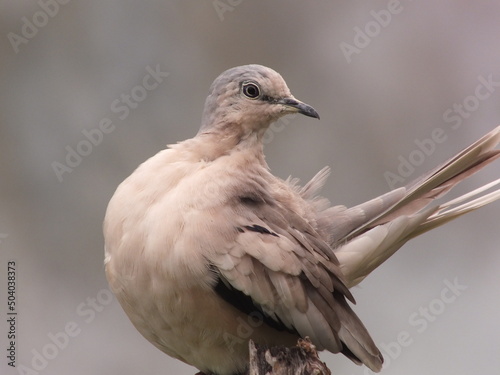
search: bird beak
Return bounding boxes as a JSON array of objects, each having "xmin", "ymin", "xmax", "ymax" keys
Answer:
[{"xmin": 278, "ymin": 97, "xmax": 320, "ymax": 119}]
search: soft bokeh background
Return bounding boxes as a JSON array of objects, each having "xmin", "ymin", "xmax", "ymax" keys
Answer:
[{"xmin": 1, "ymin": 1, "xmax": 499, "ymax": 374}]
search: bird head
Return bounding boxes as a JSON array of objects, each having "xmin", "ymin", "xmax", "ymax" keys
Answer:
[{"xmin": 198, "ymin": 65, "xmax": 319, "ymax": 139}]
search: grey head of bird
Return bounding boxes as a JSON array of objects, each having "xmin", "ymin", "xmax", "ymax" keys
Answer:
[{"xmin": 197, "ymin": 65, "xmax": 319, "ymax": 142}]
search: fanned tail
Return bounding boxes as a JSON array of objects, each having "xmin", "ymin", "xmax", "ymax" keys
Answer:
[{"xmin": 332, "ymin": 126, "xmax": 500, "ymax": 288}]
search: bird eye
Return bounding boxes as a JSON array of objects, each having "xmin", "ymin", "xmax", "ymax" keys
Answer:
[{"xmin": 241, "ymin": 82, "xmax": 261, "ymax": 99}]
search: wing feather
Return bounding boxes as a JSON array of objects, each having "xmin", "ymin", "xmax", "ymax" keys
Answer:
[{"xmin": 204, "ymin": 191, "xmax": 383, "ymax": 372}]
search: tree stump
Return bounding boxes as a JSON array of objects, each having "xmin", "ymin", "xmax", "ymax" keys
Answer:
[{"xmin": 247, "ymin": 337, "xmax": 331, "ymax": 375}]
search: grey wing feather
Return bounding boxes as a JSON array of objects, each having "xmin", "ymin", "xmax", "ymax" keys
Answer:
[{"xmin": 208, "ymin": 200, "xmax": 384, "ymax": 372}]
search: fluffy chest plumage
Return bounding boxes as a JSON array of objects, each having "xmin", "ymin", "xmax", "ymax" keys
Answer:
[{"xmin": 103, "ymin": 146, "xmax": 303, "ymax": 374}]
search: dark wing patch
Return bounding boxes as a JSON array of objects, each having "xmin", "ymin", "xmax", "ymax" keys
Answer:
[
  {"xmin": 243, "ymin": 224, "xmax": 279, "ymax": 237},
  {"xmin": 212, "ymin": 270, "xmax": 299, "ymax": 336}
]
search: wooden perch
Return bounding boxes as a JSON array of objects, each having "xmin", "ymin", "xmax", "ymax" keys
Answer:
[{"xmin": 247, "ymin": 337, "xmax": 331, "ymax": 375}]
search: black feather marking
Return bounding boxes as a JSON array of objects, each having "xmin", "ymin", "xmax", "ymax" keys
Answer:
[
  {"xmin": 239, "ymin": 196, "xmax": 261, "ymax": 205},
  {"xmin": 244, "ymin": 225, "xmax": 279, "ymax": 237},
  {"xmin": 211, "ymin": 270, "xmax": 298, "ymax": 336}
]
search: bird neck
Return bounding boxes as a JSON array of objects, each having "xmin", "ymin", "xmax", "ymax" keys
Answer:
[{"xmin": 193, "ymin": 125, "xmax": 268, "ymax": 166}]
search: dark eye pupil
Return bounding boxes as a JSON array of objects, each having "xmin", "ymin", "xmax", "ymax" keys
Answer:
[{"xmin": 243, "ymin": 83, "xmax": 259, "ymax": 98}]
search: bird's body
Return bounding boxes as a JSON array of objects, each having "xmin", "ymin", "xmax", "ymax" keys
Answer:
[
  {"xmin": 105, "ymin": 137, "xmax": 302, "ymax": 374},
  {"xmin": 104, "ymin": 65, "xmax": 500, "ymax": 375}
]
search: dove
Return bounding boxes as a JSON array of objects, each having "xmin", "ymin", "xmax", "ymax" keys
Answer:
[{"xmin": 104, "ymin": 64, "xmax": 500, "ymax": 375}]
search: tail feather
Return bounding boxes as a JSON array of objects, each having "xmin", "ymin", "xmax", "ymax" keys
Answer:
[
  {"xmin": 412, "ymin": 178, "xmax": 500, "ymax": 238},
  {"xmin": 332, "ymin": 126, "xmax": 500, "ymax": 288},
  {"xmin": 338, "ymin": 208, "xmax": 438, "ymax": 288}
]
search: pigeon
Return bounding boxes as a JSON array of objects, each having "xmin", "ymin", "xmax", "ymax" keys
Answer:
[{"xmin": 104, "ymin": 64, "xmax": 500, "ymax": 375}]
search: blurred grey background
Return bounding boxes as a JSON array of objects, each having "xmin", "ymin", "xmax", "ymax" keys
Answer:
[{"xmin": 1, "ymin": 1, "xmax": 499, "ymax": 375}]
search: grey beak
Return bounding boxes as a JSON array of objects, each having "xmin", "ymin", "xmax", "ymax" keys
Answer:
[{"xmin": 278, "ymin": 97, "xmax": 320, "ymax": 119}]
